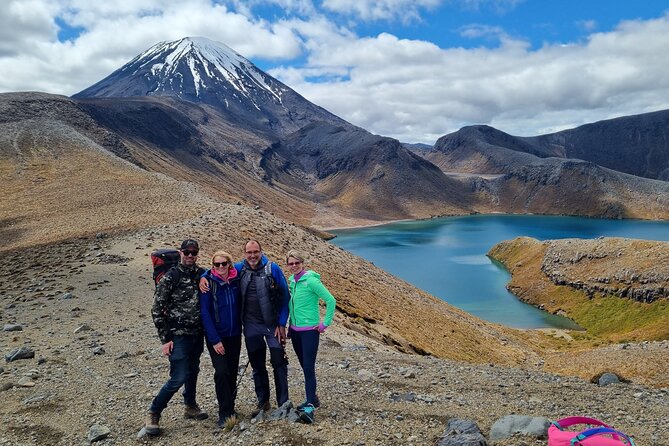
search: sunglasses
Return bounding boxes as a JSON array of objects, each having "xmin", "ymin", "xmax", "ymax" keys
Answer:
[
  {"xmin": 182, "ymin": 250, "xmax": 199, "ymax": 257},
  {"xmin": 213, "ymin": 261, "xmax": 229, "ymax": 267},
  {"xmin": 287, "ymin": 261, "xmax": 302, "ymax": 266}
]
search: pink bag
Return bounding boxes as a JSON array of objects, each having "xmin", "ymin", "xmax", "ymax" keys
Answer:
[{"xmin": 548, "ymin": 417, "xmax": 635, "ymax": 446}]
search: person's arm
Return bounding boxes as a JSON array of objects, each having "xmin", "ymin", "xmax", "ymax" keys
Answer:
[
  {"xmin": 199, "ymin": 268, "xmax": 210, "ymax": 293},
  {"xmin": 310, "ymin": 276, "xmax": 336, "ymax": 328},
  {"xmin": 199, "ymin": 277, "xmax": 221, "ymax": 348},
  {"xmin": 273, "ymin": 263, "xmax": 290, "ymax": 327}
]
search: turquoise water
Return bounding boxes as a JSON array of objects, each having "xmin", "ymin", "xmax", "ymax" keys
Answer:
[{"xmin": 331, "ymin": 215, "xmax": 669, "ymax": 329}]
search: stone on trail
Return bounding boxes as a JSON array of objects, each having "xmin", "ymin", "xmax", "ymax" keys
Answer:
[
  {"xmin": 268, "ymin": 400, "xmax": 295, "ymax": 421},
  {"xmin": 17, "ymin": 377, "xmax": 35, "ymax": 387},
  {"xmin": 437, "ymin": 418, "xmax": 487, "ymax": 446},
  {"xmin": 88, "ymin": 423, "xmax": 111, "ymax": 443},
  {"xmin": 598, "ymin": 372, "xmax": 621, "ymax": 386},
  {"xmin": 92, "ymin": 346, "xmax": 105, "ymax": 355},
  {"xmin": 489, "ymin": 414, "xmax": 551, "ymax": 441},
  {"xmin": 3, "ymin": 324, "xmax": 23, "ymax": 332},
  {"xmin": 5, "ymin": 347, "xmax": 35, "ymax": 362},
  {"xmin": 74, "ymin": 324, "xmax": 93, "ymax": 334}
]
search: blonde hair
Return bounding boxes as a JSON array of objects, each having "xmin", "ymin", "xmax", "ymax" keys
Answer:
[
  {"xmin": 211, "ymin": 250, "xmax": 234, "ymax": 271},
  {"xmin": 285, "ymin": 249, "xmax": 307, "ymax": 264}
]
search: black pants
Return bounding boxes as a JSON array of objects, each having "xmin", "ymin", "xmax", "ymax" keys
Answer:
[
  {"xmin": 245, "ymin": 334, "xmax": 289, "ymax": 406},
  {"xmin": 206, "ymin": 335, "xmax": 242, "ymax": 420}
]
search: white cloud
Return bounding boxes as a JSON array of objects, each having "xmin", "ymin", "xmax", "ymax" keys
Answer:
[
  {"xmin": 1, "ymin": 1, "xmax": 669, "ymax": 144},
  {"xmin": 457, "ymin": 0, "xmax": 525, "ymax": 14},
  {"xmin": 322, "ymin": 0, "xmax": 441, "ymax": 23},
  {"xmin": 0, "ymin": 0, "xmax": 304, "ymax": 94},
  {"xmin": 270, "ymin": 13, "xmax": 669, "ymax": 142}
]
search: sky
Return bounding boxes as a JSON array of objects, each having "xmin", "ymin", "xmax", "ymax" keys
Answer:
[{"xmin": 2, "ymin": 1, "xmax": 669, "ymax": 144}]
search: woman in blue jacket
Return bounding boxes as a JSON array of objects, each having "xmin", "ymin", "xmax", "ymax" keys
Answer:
[{"xmin": 200, "ymin": 250, "xmax": 242, "ymax": 427}]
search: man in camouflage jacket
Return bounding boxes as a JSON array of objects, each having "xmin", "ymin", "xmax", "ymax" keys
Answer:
[{"xmin": 145, "ymin": 239, "xmax": 208, "ymax": 436}]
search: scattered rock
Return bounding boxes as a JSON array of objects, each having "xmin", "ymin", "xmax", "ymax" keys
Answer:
[
  {"xmin": 92, "ymin": 347, "xmax": 105, "ymax": 355},
  {"xmin": 136, "ymin": 427, "xmax": 148, "ymax": 439},
  {"xmin": 437, "ymin": 418, "xmax": 487, "ymax": 446},
  {"xmin": 5, "ymin": 347, "xmax": 35, "ymax": 362},
  {"xmin": 23, "ymin": 393, "xmax": 50, "ymax": 404},
  {"xmin": 598, "ymin": 372, "xmax": 621, "ymax": 386},
  {"xmin": 88, "ymin": 424, "xmax": 111, "ymax": 443},
  {"xmin": 489, "ymin": 414, "xmax": 551, "ymax": 441},
  {"xmin": 357, "ymin": 369, "xmax": 374, "ymax": 380},
  {"xmin": 390, "ymin": 392, "xmax": 416, "ymax": 403},
  {"xmin": 17, "ymin": 377, "xmax": 35, "ymax": 387},
  {"xmin": 62, "ymin": 292, "xmax": 74, "ymax": 299},
  {"xmin": 3, "ymin": 324, "xmax": 23, "ymax": 332},
  {"xmin": 74, "ymin": 324, "xmax": 93, "ymax": 334},
  {"xmin": 1, "ymin": 382, "xmax": 14, "ymax": 391}
]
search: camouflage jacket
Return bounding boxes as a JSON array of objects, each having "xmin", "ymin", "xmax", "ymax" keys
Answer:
[{"xmin": 152, "ymin": 263, "xmax": 205, "ymax": 344}]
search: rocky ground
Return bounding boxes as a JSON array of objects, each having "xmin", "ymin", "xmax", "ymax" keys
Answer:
[{"xmin": 2, "ymin": 218, "xmax": 668, "ymax": 446}]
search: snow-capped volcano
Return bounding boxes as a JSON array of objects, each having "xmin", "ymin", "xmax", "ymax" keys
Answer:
[{"xmin": 74, "ymin": 37, "xmax": 347, "ymax": 136}]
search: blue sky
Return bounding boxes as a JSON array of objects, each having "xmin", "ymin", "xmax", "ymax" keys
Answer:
[{"xmin": 2, "ymin": 0, "xmax": 669, "ymax": 143}]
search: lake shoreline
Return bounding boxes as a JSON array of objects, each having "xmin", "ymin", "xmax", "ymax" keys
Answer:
[{"xmin": 330, "ymin": 215, "xmax": 669, "ymax": 330}]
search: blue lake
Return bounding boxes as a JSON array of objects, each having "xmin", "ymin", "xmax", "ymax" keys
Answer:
[{"xmin": 331, "ymin": 215, "xmax": 669, "ymax": 329}]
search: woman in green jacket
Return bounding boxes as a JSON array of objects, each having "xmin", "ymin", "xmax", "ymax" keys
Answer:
[{"xmin": 285, "ymin": 249, "xmax": 336, "ymax": 424}]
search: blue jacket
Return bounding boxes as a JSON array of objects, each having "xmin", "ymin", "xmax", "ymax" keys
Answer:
[
  {"xmin": 200, "ymin": 269, "xmax": 242, "ymax": 344},
  {"xmin": 235, "ymin": 255, "xmax": 290, "ymax": 327}
]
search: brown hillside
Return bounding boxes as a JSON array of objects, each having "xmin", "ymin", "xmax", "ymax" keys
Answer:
[
  {"xmin": 488, "ymin": 237, "xmax": 669, "ymax": 341},
  {"xmin": 0, "ymin": 95, "xmax": 544, "ymax": 365}
]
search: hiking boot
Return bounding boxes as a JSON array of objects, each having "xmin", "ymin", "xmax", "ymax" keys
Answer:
[
  {"xmin": 297, "ymin": 395, "xmax": 321, "ymax": 411},
  {"xmin": 144, "ymin": 412, "xmax": 161, "ymax": 436},
  {"xmin": 184, "ymin": 404, "xmax": 208, "ymax": 420},
  {"xmin": 298, "ymin": 403, "xmax": 315, "ymax": 424},
  {"xmin": 251, "ymin": 400, "xmax": 271, "ymax": 417}
]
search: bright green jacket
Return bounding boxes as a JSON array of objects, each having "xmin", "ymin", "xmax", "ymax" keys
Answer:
[{"xmin": 288, "ymin": 270, "xmax": 336, "ymax": 328}]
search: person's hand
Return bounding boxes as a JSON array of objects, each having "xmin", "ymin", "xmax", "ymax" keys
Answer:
[
  {"xmin": 317, "ymin": 322, "xmax": 328, "ymax": 333},
  {"xmin": 199, "ymin": 277, "xmax": 210, "ymax": 293},
  {"xmin": 275, "ymin": 326, "xmax": 287, "ymax": 345},
  {"xmin": 213, "ymin": 342, "xmax": 225, "ymax": 355},
  {"xmin": 162, "ymin": 341, "xmax": 174, "ymax": 356}
]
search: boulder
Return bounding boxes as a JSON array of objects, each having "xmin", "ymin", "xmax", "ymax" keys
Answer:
[
  {"xmin": 490, "ymin": 414, "xmax": 551, "ymax": 441},
  {"xmin": 437, "ymin": 418, "xmax": 487, "ymax": 446}
]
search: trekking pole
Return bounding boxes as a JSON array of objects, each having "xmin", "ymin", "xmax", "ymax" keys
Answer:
[{"xmin": 234, "ymin": 359, "xmax": 251, "ymax": 394}]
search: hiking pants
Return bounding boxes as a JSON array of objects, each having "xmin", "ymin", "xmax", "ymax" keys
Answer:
[
  {"xmin": 245, "ymin": 333, "xmax": 288, "ymax": 406},
  {"xmin": 206, "ymin": 335, "xmax": 242, "ymax": 420},
  {"xmin": 149, "ymin": 334, "xmax": 203, "ymax": 414},
  {"xmin": 289, "ymin": 329, "xmax": 320, "ymax": 405}
]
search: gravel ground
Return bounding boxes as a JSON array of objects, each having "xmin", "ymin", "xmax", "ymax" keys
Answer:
[{"xmin": 1, "ymin": 223, "xmax": 667, "ymax": 446}]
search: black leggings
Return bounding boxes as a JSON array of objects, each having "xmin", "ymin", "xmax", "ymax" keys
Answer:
[{"xmin": 206, "ymin": 335, "xmax": 242, "ymax": 419}]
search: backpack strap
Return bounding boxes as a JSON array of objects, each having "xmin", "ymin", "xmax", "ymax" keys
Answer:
[
  {"xmin": 210, "ymin": 277, "xmax": 219, "ymax": 324},
  {"xmin": 570, "ymin": 427, "xmax": 635, "ymax": 446},
  {"xmin": 553, "ymin": 417, "xmax": 609, "ymax": 430}
]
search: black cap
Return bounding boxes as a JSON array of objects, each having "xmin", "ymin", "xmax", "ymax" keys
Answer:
[{"xmin": 180, "ymin": 239, "xmax": 199, "ymax": 250}]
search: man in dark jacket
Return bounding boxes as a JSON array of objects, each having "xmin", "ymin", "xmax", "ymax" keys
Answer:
[
  {"xmin": 145, "ymin": 239, "xmax": 208, "ymax": 436},
  {"xmin": 237, "ymin": 240, "xmax": 291, "ymax": 415}
]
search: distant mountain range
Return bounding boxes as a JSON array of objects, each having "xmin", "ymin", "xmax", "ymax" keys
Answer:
[
  {"xmin": 2, "ymin": 36, "xmax": 668, "ymax": 244},
  {"xmin": 425, "ymin": 114, "xmax": 669, "ymax": 181}
]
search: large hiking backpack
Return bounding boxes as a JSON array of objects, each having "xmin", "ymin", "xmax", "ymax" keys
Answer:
[{"xmin": 151, "ymin": 249, "xmax": 180, "ymax": 287}]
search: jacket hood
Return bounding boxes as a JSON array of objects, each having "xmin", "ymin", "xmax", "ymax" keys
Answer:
[{"xmin": 208, "ymin": 266, "xmax": 238, "ymax": 283}]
